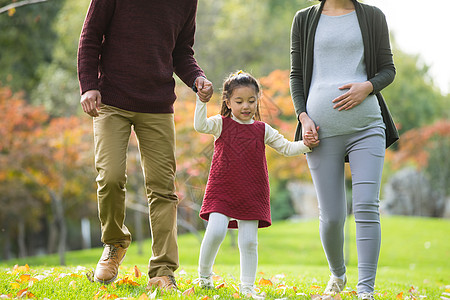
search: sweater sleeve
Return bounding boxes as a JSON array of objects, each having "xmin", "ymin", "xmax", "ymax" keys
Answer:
[
  {"xmin": 173, "ymin": 1, "xmax": 206, "ymax": 88},
  {"xmin": 194, "ymin": 96, "xmax": 222, "ymax": 138},
  {"xmin": 77, "ymin": 0, "xmax": 115, "ymax": 95},
  {"xmin": 289, "ymin": 11, "xmax": 307, "ymax": 116},
  {"xmin": 368, "ymin": 8, "xmax": 396, "ymax": 94},
  {"xmin": 264, "ymin": 123, "xmax": 311, "ymax": 156}
]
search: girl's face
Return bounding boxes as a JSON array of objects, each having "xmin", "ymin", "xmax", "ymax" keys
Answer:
[{"xmin": 226, "ymin": 85, "xmax": 258, "ymax": 122}]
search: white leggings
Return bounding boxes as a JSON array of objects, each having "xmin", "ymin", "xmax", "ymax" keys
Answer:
[
  {"xmin": 306, "ymin": 127, "xmax": 385, "ymax": 294},
  {"xmin": 198, "ymin": 212, "xmax": 259, "ymax": 285}
]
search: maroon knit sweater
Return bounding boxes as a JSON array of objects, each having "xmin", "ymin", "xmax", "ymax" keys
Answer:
[{"xmin": 77, "ymin": 0, "xmax": 205, "ymax": 113}]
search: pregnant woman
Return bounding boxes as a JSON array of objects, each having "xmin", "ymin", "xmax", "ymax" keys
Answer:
[{"xmin": 290, "ymin": 0, "xmax": 398, "ymax": 299}]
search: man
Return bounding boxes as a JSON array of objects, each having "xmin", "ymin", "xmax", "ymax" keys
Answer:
[{"xmin": 77, "ymin": 0, "xmax": 213, "ymax": 290}]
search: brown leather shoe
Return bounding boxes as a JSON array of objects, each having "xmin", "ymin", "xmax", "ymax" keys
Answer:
[
  {"xmin": 146, "ymin": 275, "xmax": 178, "ymax": 291},
  {"xmin": 94, "ymin": 244, "xmax": 127, "ymax": 284}
]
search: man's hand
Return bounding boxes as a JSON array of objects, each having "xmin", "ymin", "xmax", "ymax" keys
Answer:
[
  {"xmin": 195, "ymin": 77, "xmax": 213, "ymax": 103},
  {"xmin": 80, "ymin": 90, "xmax": 102, "ymax": 117}
]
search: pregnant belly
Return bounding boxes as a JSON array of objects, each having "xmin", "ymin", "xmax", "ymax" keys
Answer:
[{"xmin": 306, "ymin": 83, "xmax": 383, "ymax": 138}]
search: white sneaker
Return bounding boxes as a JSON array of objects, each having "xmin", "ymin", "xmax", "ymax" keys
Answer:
[
  {"xmin": 193, "ymin": 276, "xmax": 214, "ymax": 289},
  {"xmin": 239, "ymin": 284, "xmax": 265, "ymax": 299},
  {"xmin": 323, "ymin": 274, "xmax": 347, "ymax": 294},
  {"xmin": 358, "ymin": 292, "xmax": 375, "ymax": 300}
]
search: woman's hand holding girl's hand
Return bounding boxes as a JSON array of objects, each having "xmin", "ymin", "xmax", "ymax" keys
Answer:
[
  {"xmin": 195, "ymin": 76, "xmax": 214, "ymax": 103},
  {"xmin": 299, "ymin": 112, "xmax": 320, "ymax": 148},
  {"xmin": 332, "ymin": 81, "xmax": 373, "ymax": 111}
]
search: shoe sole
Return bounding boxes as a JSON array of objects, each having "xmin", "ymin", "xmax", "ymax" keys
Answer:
[{"xmin": 94, "ymin": 273, "xmax": 118, "ymax": 284}]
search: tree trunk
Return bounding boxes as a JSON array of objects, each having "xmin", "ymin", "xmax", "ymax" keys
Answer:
[
  {"xmin": 2, "ymin": 221, "xmax": 11, "ymax": 260},
  {"xmin": 50, "ymin": 191, "xmax": 66, "ymax": 265},
  {"xmin": 134, "ymin": 211, "xmax": 143, "ymax": 255},
  {"xmin": 47, "ymin": 216, "xmax": 58, "ymax": 254},
  {"xmin": 17, "ymin": 219, "xmax": 27, "ymax": 258},
  {"xmin": 81, "ymin": 218, "xmax": 91, "ymax": 249}
]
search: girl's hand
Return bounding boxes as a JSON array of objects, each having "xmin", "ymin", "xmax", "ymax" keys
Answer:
[
  {"xmin": 196, "ymin": 77, "xmax": 213, "ymax": 103},
  {"xmin": 299, "ymin": 112, "xmax": 320, "ymax": 148},
  {"xmin": 332, "ymin": 81, "xmax": 373, "ymax": 111}
]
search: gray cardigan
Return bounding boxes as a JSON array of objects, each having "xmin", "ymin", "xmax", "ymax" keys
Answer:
[{"xmin": 290, "ymin": 0, "xmax": 399, "ymax": 148}]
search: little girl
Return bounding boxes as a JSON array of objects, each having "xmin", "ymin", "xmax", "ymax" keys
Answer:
[{"xmin": 193, "ymin": 71, "xmax": 316, "ymax": 298}]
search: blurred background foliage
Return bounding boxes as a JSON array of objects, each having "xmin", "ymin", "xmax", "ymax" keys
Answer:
[{"xmin": 0, "ymin": 0, "xmax": 449, "ymax": 262}]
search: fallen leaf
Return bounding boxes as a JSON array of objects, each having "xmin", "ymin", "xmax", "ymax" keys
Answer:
[
  {"xmin": 117, "ymin": 275, "xmax": 139, "ymax": 286},
  {"xmin": 93, "ymin": 291, "xmax": 101, "ymax": 300},
  {"xmin": 201, "ymin": 296, "xmax": 211, "ymax": 300},
  {"xmin": 396, "ymin": 292, "xmax": 404, "ymax": 299},
  {"xmin": 182, "ymin": 287, "xmax": 195, "ymax": 296},
  {"xmin": 69, "ymin": 280, "xmax": 77, "ymax": 290},
  {"xmin": 258, "ymin": 278, "xmax": 273, "ymax": 286},
  {"xmin": 12, "ymin": 265, "xmax": 30, "ymax": 275},
  {"xmin": 334, "ymin": 294, "xmax": 342, "ymax": 300},
  {"xmin": 138, "ymin": 293, "xmax": 149, "ymax": 300},
  {"xmin": 310, "ymin": 285, "xmax": 321, "ymax": 289},
  {"xmin": 100, "ymin": 285, "xmax": 108, "ymax": 291},
  {"xmin": 232, "ymin": 292, "xmax": 240, "ymax": 298},
  {"xmin": 134, "ymin": 266, "xmax": 142, "ymax": 278},
  {"xmin": 9, "ymin": 282, "xmax": 20, "ymax": 289},
  {"xmin": 16, "ymin": 288, "xmax": 28, "ymax": 298},
  {"xmin": 230, "ymin": 284, "xmax": 239, "ymax": 293},
  {"xmin": 215, "ymin": 282, "xmax": 226, "ymax": 289},
  {"xmin": 17, "ymin": 274, "xmax": 31, "ymax": 283}
]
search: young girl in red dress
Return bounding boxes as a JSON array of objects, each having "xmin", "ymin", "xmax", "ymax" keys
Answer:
[{"xmin": 193, "ymin": 71, "xmax": 317, "ymax": 298}]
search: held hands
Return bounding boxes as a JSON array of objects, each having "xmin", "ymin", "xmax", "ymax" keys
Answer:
[
  {"xmin": 80, "ymin": 90, "xmax": 102, "ymax": 117},
  {"xmin": 332, "ymin": 81, "xmax": 373, "ymax": 111},
  {"xmin": 299, "ymin": 112, "xmax": 320, "ymax": 149},
  {"xmin": 195, "ymin": 76, "xmax": 213, "ymax": 103}
]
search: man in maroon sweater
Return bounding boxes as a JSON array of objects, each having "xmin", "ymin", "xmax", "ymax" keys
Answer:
[{"xmin": 77, "ymin": 0, "xmax": 213, "ymax": 290}]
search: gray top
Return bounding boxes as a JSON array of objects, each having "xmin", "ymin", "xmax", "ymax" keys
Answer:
[{"xmin": 306, "ymin": 11, "xmax": 385, "ymax": 139}]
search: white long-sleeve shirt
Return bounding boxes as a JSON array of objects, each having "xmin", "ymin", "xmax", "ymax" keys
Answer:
[{"xmin": 194, "ymin": 97, "xmax": 311, "ymax": 156}]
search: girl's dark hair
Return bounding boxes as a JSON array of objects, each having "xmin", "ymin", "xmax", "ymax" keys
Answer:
[{"xmin": 220, "ymin": 70, "xmax": 261, "ymax": 121}]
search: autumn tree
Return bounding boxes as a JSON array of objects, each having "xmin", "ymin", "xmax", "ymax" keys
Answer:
[
  {"xmin": 0, "ymin": 85, "xmax": 49, "ymax": 258},
  {"xmin": 0, "ymin": 85, "xmax": 96, "ymax": 262},
  {"xmin": 385, "ymin": 120, "xmax": 450, "ymax": 217}
]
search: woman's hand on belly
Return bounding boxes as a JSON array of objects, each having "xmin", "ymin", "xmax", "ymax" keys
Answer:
[{"xmin": 332, "ymin": 81, "xmax": 373, "ymax": 111}]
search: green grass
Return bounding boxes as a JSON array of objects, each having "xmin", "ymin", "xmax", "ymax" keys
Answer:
[{"xmin": 1, "ymin": 216, "xmax": 449, "ymax": 299}]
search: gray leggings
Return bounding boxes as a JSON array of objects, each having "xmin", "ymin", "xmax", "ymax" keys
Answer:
[{"xmin": 306, "ymin": 127, "xmax": 385, "ymax": 293}]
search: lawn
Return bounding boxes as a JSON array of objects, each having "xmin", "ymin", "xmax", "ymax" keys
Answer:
[{"xmin": 0, "ymin": 216, "xmax": 449, "ymax": 299}]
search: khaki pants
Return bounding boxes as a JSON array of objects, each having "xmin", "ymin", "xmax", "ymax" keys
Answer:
[{"xmin": 93, "ymin": 104, "xmax": 179, "ymax": 278}]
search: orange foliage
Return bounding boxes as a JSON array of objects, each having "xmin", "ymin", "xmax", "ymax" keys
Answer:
[{"xmin": 392, "ymin": 119, "xmax": 450, "ymax": 169}]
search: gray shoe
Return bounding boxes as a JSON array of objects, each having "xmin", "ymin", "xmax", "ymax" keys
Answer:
[
  {"xmin": 358, "ymin": 292, "xmax": 375, "ymax": 300},
  {"xmin": 193, "ymin": 276, "xmax": 214, "ymax": 289},
  {"xmin": 239, "ymin": 284, "xmax": 265, "ymax": 299},
  {"xmin": 323, "ymin": 274, "xmax": 347, "ymax": 294}
]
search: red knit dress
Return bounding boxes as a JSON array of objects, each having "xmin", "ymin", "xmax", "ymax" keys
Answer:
[{"xmin": 199, "ymin": 116, "xmax": 271, "ymax": 228}]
